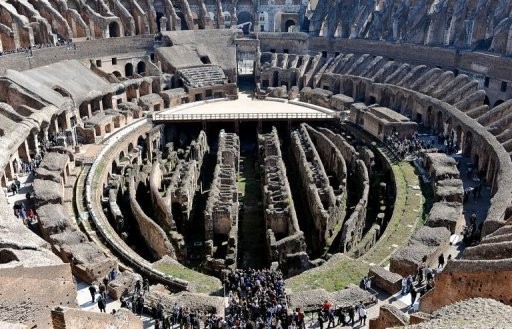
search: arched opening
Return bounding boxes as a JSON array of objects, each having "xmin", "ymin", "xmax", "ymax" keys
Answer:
[
  {"xmin": 455, "ymin": 125, "xmax": 463, "ymax": 149},
  {"xmin": 237, "ymin": 11, "xmax": 253, "ymax": 33},
  {"xmin": 128, "ymin": 142, "xmax": 134, "ymax": 153},
  {"xmin": 177, "ymin": 12, "xmax": 188, "ymax": 30},
  {"xmin": 156, "ymin": 12, "xmax": 164, "ymax": 32},
  {"xmin": 137, "ymin": 62, "xmax": 146, "ymax": 75},
  {"xmin": 125, "ymin": 63, "xmax": 133, "ymax": 77},
  {"xmin": 137, "ymin": 136, "xmax": 147, "ymax": 160},
  {"xmin": 272, "ymin": 71, "xmax": 279, "ymax": 88},
  {"xmin": 284, "ymin": 19, "xmax": 296, "ymax": 32},
  {"xmin": 427, "ymin": 106, "xmax": 434, "ymax": 127},
  {"xmin": 494, "ymin": 99, "xmax": 505, "ymax": 107},
  {"xmin": 109, "ymin": 21, "xmax": 120, "ymax": 38},
  {"xmin": 119, "ymin": 151, "xmax": 125, "ymax": 162},
  {"xmin": 112, "ymin": 71, "xmax": 122, "ymax": 78},
  {"xmin": 464, "ymin": 130, "xmax": 473, "ymax": 156},
  {"xmin": 483, "ymin": 95, "xmax": 490, "ymax": 106},
  {"xmin": 436, "ymin": 111, "xmax": 443, "ymax": 134}
]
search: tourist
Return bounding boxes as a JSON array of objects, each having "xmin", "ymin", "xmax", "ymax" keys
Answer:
[
  {"xmin": 402, "ymin": 276, "xmax": 407, "ymax": 295},
  {"xmin": 98, "ymin": 295, "xmax": 107, "ymax": 313},
  {"xmin": 89, "ymin": 284, "xmax": 97, "ymax": 303},
  {"xmin": 358, "ymin": 302, "xmax": 367, "ymax": 326},
  {"xmin": 438, "ymin": 253, "xmax": 445, "ymax": 268},
  {"xmin": 410, "ymin": 288, "xmax": 417, "ymax": 310},
  {"xmin": 347, "ymin": 305, "xmax": 355, "ymax": 326}
]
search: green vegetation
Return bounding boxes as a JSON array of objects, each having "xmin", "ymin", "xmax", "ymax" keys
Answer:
[
  {"xmin": 154, "ymin": 262, "xmax": 223, "ymax": 295},
  {"xmin": 359, "ymin": 161, "xmax": 423, "ymax": 266},
  {"xmin": 286, "ymin": 255, "xmax": 370, "ymax": 292}
]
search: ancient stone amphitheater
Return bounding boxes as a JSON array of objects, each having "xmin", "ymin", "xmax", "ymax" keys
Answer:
[{"xmin": 1, "ymin": 1, "xmax": 512, "ymax": 328}]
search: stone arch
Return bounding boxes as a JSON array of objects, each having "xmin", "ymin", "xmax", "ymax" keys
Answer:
[
  {"xmin": 464, "ymin": 130, "xmax": 473, "ymax": 156},
  {"xmin": 176, "ymin": 12, "xmax": 188, "ymax": 30},
  {"xmin": 140, "ymin": 81, "xmax": 151, "ymax": 96},
  {"xmin": 285, "ymin": 19, "xmax": 296, "ymax": 32},
  {"xmin": 484, "ymin": 95, "xmax": 490, "ymax": 106},
  {"xmin": 494, "ymin": 99, "xmax": 505, "ymax": 107},
  {"xmin": 109, "ymin": 21, "xmax": 121, "ymax": 38},
  {"xmin": 112, "ymin": 71, "xmax": 122, "ymax": 78},
  {"xmin": 426, "ymin": 106, "xmax": 434, "ymax": 127},
  {"xmin": 119, "ymin": 151, "xmax": 125, "ymax": 161},
  {"xmin": 237, "ymin": 11, "xmax": 253, "ymax": 33},
  {"xmin": 125, "ymin": 63, "xmax": 134, "ymax": 77},
  {"xmin": 455, "ymin": 125, "xmax": 463, "ymax": 149},
  {"xmin": 473, "ymin": 153, "xmax": 480, "ymax": 172},
  {"xmin": 445, "ymin": 117, "xmax": 453, "ymax": 135},
  {"xmin": 436, "ymin": 111, "xmax": 443, "ymax": 134},
  {"xmin": 342, "ymin": 79, "xmax": 354, "ymax": 98},
  {"xmin": 137, "ymin": 61, "xmax": 146, "ymax": 75},
  {"xmin": 12, "ymin": 158, "xmax": 19, "ymax": 174},
  {"xmin": 128, "ymin": 142, "xmax": 134, "ymax": 153},
  {"xmin": 111, "ymin": 160, "xmax": 118, "ymax": 175}
]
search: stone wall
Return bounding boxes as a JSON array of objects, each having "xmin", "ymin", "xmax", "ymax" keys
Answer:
[
  {"xmin": 0, "ymin": 35, "xmax": 154, "ymax": 75},
  {"xmin": 129, "ymin": 176, "xmax": 176, "ymax": 260},
  {"xmin": 204, "ymin": 130, "xmax": 239, "ymax": 271},
  {"xmin": 340, "ymin": 159, "xmax": 370, "ymax": 253},
  {"xmin": 290, "ymin": 124, "xmax": 335, "ymax": 254},
  {"xmin": 369, "ymin": 304, "xmax": 409, "ymax": 329},
  {"xmin": 305, "ymin": 125, "xmax": 349, "ymax": 251},
  {"xmin": 258, "ymin": 127, "xmax": 306, "ymax": 265},
  {"xmin": 51, "ymin": 307, "xmax": 142, "ymax": 329},
  {"xmin": 390, "ymin": 226, "xmax": 451, "ymax": 277}
]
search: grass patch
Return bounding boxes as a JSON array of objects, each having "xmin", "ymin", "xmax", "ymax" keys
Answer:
[
  {"xmin": 154, "ymin": 261, "xmax": 222, "ymax": 295},
  {"xmin": 286, "ymin": 255, "xmax": 370, "ymax": 292},
  {"xmin": 359, "ymin": 161, "xmax": 423, "ymax": 266}
]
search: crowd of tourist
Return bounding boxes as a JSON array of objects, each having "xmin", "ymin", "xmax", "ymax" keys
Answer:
[
  {"xmin": 0, "ymin": 39, "xmax": 76, "ymax": 57},
  {"xmin": 400, "ymin": 256, "xmax": 447, "ymax": 310},
  {"xmin": 383, "ymin": 131, "xmax": 434, "ymax": 160}
]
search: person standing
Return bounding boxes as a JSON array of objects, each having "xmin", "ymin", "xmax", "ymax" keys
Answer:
[
  {"xmin": 410, "ymin": 288, "xmax": 417, "ymax": 310},
  {"xmin": 347, "ymin": 305, "xmax": 355, "ymax": 326},
  {"xmin": 98, "ymin": 295, "xmax": 106, "ymax": 313},
  {"xmin": 88, "ymin": 284, "xmax": 97, "ymax": 303},
  {"xmin": 438, "ymin": 253, "xmax": 445, "ymax": 268},
  {"xmin": 358, "ymin": 303, "xmax": 367, "ymax": 326}
]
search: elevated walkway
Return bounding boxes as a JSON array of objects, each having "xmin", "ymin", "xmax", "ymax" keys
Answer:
[{"xmin": 153, "ymin": 94, "xmax": 339, "ymax": 123}]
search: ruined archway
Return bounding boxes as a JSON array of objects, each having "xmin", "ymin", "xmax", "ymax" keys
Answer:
[
  {"xmin": 494, "ymin": 99, "xmax": 505, "ymax": 107},
  {"xmin": 436, "ymin": 111, "xmax": 443, "ymax": 134},
  {"xmin": 125, "ymin": 63, "xmax": 134, "ymax": 77},
  {"xmin": 109, "ymin": 21, "xmax": 120, "ymax": 38},
  {"xmin": 285, "ymin": 19, "xmax": 296, "ymax": 32},
  {"xmin": 464, "ymin": 130, "xmax": 473, "ymax": 156},
  {"xmin": 137, "ymin": 61, "xmax": 146, "ymax": 75},
  {"xmin": 237, "ymin": 11, "xmax": 253, "ymax": 33}
]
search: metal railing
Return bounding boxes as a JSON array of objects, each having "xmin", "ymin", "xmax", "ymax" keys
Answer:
[{"xmin": 153, "ymin": 112, "xmax": 338, "ymax": 122}]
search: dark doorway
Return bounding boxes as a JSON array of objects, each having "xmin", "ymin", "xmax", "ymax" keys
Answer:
[
  {"xmin": 109, "ymin": 22, "xmax": 120, "ymax": 37},
  {"xmin": 125, "ymin": 63, "xmax": 133, "ymax": 77}
]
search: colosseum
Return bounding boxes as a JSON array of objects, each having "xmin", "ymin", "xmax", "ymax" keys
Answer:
[{"xmin": 1, "ymin": 0, "xmax": 512, "ymax": 328}]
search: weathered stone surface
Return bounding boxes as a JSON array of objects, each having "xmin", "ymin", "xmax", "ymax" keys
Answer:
[
  {"xmin": 288, "ymin": 284, "xmax": 376, "ymax": 312},
  {"xmin": 369, "ymin": 304, "xmax": 409, "ymax": 329},
  {"xmin": 36, "ymin": 203, "xmax": 74, "ymax": 241},
  {"xmin": 107, "ymin": 270, "xmax": 142, "ymax": 300},
  {"xmin": 411, "ymin": 298, "xmax": 512, "ymax": 328},
  {"xmin": 145, "ymin": 284, "xmax": 226, "ymax": 316},
  {"xmin": 51, "ymin": 307, "xmax": 142, "ymax": 329},
  {"xmin": 390, "ymin": 227, "xmax": 450, "ymax": 277},
  {"xmin": 426, "ymin": 202, "xmax": 462, "ymax": 234},
  {"xmin": 368, "ymin": 266, "xmax": 402, "ymax": 295},
  {"xmin": 50, "ymin": 230, "xmax": 116, "ymax": 284}
]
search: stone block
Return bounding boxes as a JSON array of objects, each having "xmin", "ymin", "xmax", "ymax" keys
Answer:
[{"xmin": 368, "ymin": 266, "xmax": 402, "ymax": 295}]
